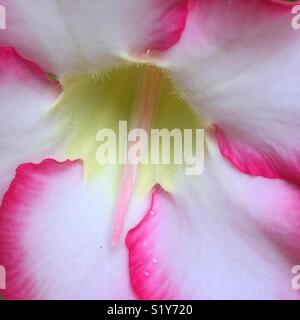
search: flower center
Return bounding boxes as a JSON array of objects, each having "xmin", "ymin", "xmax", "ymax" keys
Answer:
[{"xmin": 51, "ymin": 61, "xmax": 203, "ymax": 243}]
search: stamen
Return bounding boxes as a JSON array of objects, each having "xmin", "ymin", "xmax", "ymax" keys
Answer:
[{"xmin": 112, "ymin": 65, "xmax": 162, "ymax": 246}]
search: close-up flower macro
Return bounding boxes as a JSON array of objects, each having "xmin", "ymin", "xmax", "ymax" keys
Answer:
[{"xmin": 1, "ymin": 0, "xmax": 300, "ymax": 301}]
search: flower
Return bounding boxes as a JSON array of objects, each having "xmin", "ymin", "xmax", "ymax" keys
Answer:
[{"xmin": 0, "ymin": 0, "xmax": 300, "ymax": 300}]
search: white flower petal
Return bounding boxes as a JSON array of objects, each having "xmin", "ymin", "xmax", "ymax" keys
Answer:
[
  {"xmin": 127, "ymin": 137, "xmax": 300, "ymax": 299},
  {"xmin": 166, "ymin": 0, "xmax": 300, "ymax": 183},
  {"xmin": 0, "ymin": 159, "xmax": 149, "ymax": 299},
  {"xmin": 0, "ymin": 48, "xmax": 61, "ymax": 201},
  {"xmin": 0, "ymin": 0, "xmax": 188, "ymax": 74}
]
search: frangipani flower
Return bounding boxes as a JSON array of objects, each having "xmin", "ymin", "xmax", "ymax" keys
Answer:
[{"xmin": 0, "ymin": 0, "xmax": 300, "ymax": 300}]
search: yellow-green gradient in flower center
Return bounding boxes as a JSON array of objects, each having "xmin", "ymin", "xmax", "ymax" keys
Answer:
[{"xmin": 51, "ymin": 63, "xmax": 203, "ymax": 195}]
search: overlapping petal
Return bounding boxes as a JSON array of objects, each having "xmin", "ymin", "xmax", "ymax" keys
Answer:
[
  {"xmin": 0, "ymin": 0, "xmax": 188, "ymax": 75},
  {"xmin": 165, "ymin": 0, "xmax": 300, "ymax": 183},
  {"xmin": 0, "ymin": 47, "xmax": 61, "ymax": 201},
  {"xmin": 127, "ymin": 137, "xmax": 300, "ymax": 299},
  {"xmin": 0, "ymin": 159, "xmax": 150, "ymax": 300}
]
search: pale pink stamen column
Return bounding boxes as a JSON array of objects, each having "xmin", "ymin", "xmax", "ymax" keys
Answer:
[{"xmin": 112, "ymin": 64, "xmax": 162, "ymax": 246}]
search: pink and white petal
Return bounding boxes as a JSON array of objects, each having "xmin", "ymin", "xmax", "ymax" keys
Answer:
[
  {"xmin": 164, "ymin": 0, "xmax": 300, "ymax": 183},
  {"xmin": 0, "ymin": 47, "xmax": 61, "ymax": 201},
  {"xmin": 126, "ymin": 137, "xmax": 300, "ymax": 300},
  {"xmin": 0, "ymin": 0, "xmax": 188, "ymax": 75},
  {"xmin": 0, "ymin": 159, "xmax": 149, "ymax": 300}
]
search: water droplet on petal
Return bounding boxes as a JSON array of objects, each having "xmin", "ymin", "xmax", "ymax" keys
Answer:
[
  {"xmin": 144, "ymin": 271, "xmax": 150, "ymax": 277},
  {"xmin": 150, "ymin": 209, "xmax": 155, "ymax": 216}
]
